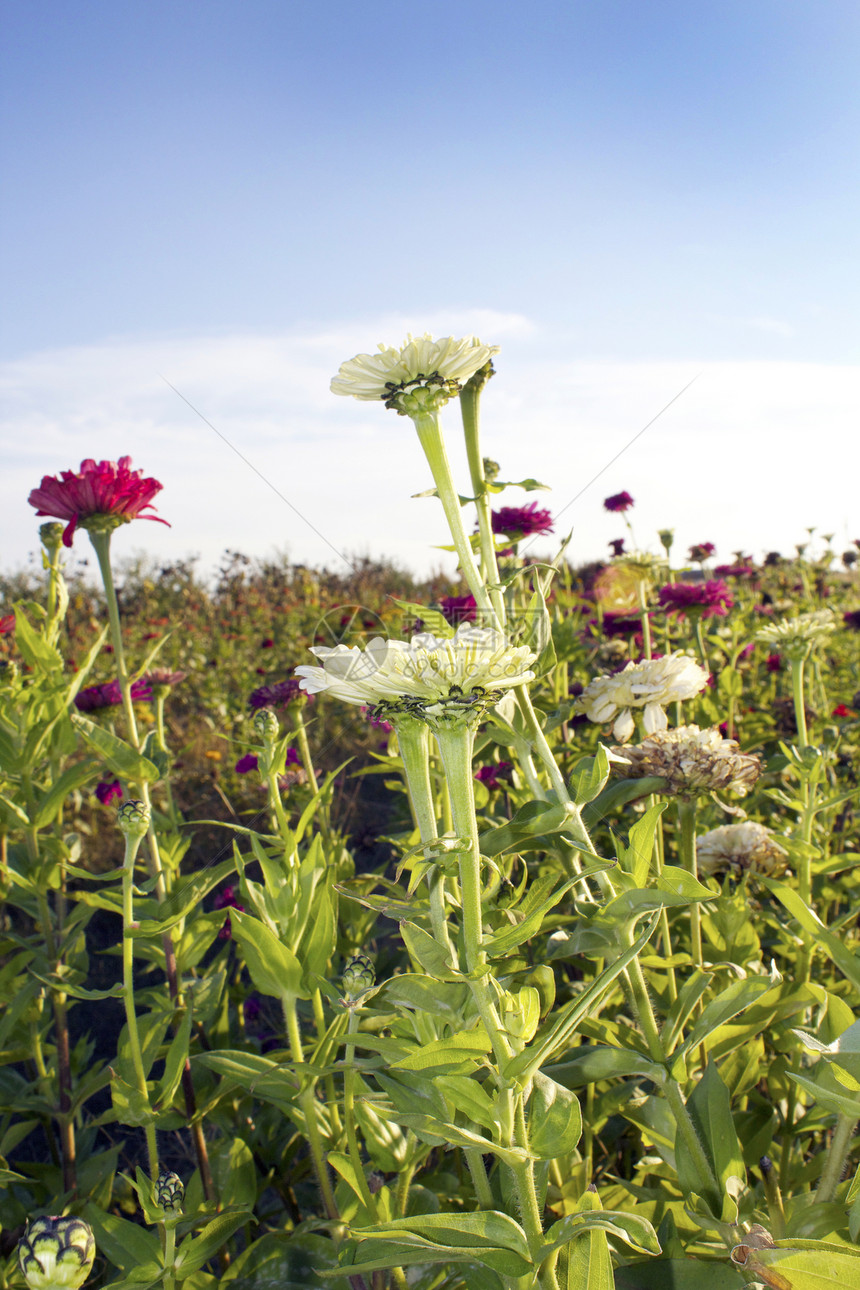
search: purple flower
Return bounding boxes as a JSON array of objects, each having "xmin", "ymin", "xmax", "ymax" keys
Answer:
[
  {"xmin": 74, "ymin": 678, "xmax": 153, "ymax": 711},
  {"xmin": 490, "ymin": 503, "xmax": 554, "ymax": 539},
  {"xmin": 714, "ymin": 562, "xmax": 757, "ymax": 580},
  {"xmin": 95, "ymin": 779, "xmax": 123, "ymax": 805},
  {"xmin": 603, "ymin": 491, "xmax": 634, "ymax": 514},
  {"xmin": 475, "ymin": 761, "xmax": 513, "ymax": 791},
  {"xmin": 438, "ymin": 593, "xmax": 477, "ymax": 625},
  {"xmin": 688, "ymin": 542, "xmax": 716, "ymax": 562},
  {"xmin": 235, "ymin": 753, "xmax": 259, "ymax": 774},
  {"xmin": 843, "ymin": 610, "xmax": 860, "ymax": 632},
  {"xmin": 609, "ymin": 539, "xmax": 626, "ymax": 557},
  {"xmin": 657, "ymin": 580, "xmax": 734, "ymax": 620},
  {"xmin": 766, "ymin": 653, "xmax": 783, "ymax": 673},
  {"xmin": 248, "ymin": 678, "xmax": 307, "ymax": 709},
  {"xmin": 214, "ymin": 885, "xmax": 245, "ymax": 940}
]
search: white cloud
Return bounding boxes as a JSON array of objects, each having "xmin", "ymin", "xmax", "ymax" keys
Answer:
[{"xmin": 2, "ymin": 319, "xmax": 858, "ymax": 589}]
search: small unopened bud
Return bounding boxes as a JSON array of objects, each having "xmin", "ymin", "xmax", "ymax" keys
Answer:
[
  {"xmin": 39, "ymin": 522, "xmax": 66, "ymax": 554},
  {"xmin": 658, "ymin": 528, "xmax": 674, "ymax": 553},
  {"xmin": 253, "ymin": 707, "xmax": 280, "ymax": 744},
  {"xmin": 117, "ymin": 799, "xmax": 150, "ymax": 839},
  {"xmin": 342, "ymin": 954, "xmax": 375, "ymax": 999},
  {"xmin": 18, "ymin": 1216, "xmax": 96, "ymax": 1290},
  {"xmin": 483, "ymin": 457, "xmax": 501, "ymax": 482},
  {"xmin": 155, "ymin": 1169, "xmax": 185, "ymax": 1216}
]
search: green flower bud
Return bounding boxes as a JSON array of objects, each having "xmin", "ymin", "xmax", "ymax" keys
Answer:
[
  {"xmin": 253, "ymin": 707, "xmax": 280, "ymax": 744},
  {"xmin": 657, "ymin": 528, "xmax": 674, "ymax": 553},
  {"xmin": 482, "ymin": 457, "xmax": 501, "ymax": 483},
  {"xmin": 155, "ymin": 1169, "xmax": 185, "ymax": 1216},
  {"xmin": 342, "ymin": 954, "xmax": 375, "ymax": 999},
  {"xmin": 117, "ymin": 799, "xmax": 150, "ymax": 839},
  {"xmin": 39, "ymin": 522, "xmax": 66, "ymax": 554},
  {"xmin": 18, "ymin": 1216, "xmax": 96, "ymax": 1290}
]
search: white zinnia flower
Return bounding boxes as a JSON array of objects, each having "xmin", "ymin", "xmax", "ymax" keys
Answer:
[
  {"xmin": 330, "ymin": 333, "xmax": 500, "ymax": 410},
  {"xmin": 755, "ymin": 608, "xmax": 836, "ymax": 660},
  {"xmin": 577, "ymin": 652, "xmax": 709, "ymax": 743},
  {"xmin": 295, "ymin": 623, "xmax": 535, "ymax": 709}
]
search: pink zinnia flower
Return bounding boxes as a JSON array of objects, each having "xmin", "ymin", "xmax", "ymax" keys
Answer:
[
  {"xmin": 0, "ymin": 613, "xmax": 15, "ymax": 636},
  {"xmin": 603, "ymin": 491, "xmax": 634, "ymax": 514},
  {"xmin": 657, "ymin": 580, "xmax": 734, "ymax": 619},
  {"xmin": 95, "ymin": 779, "xmax": 123, "ymax": 805},
  {"xmin": 438, "ymin": 594, "xmax": 477, "ymax": 625},
  {"xmin": 74, "ymin": 678, "xmax": 153, "ymax": 711},
  {"xmin": 490, "ymin": 503, "xmax": 554, "ymax": 539},
  {"xmin": 28, "ymin": 456, "xmax": 169, "ymax": 548}
]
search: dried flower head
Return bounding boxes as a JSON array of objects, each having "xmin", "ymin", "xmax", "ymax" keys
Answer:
[
  {"xmin": 331, "ymin": 334, "xmax": 499, "ymax": 415},
  {"xmin": 29, "ymin": 456, "xmax": 168, "ymax": 548},
  {"xmin": 612, "ymin": 725, "xmax": 763, "ymax": 796},
  {"xmin": 576, "ymin": 651, "xmax": 710, "ymax": 743},
  {"xmin": 696, "ymin": 822, "xmax": 788, "ymax": 878}
]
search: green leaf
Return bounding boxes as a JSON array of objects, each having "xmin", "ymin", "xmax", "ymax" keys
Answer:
[
  {"xmin": 764, "ymin": 880, "xmax": 860, "ymax": 997},
  {"xmin": 581, "ymin": 775, "xmax": 669, "ymax": 828},
  {"xmin": 128, "ymin": 856, "xmax": 239, "ymax": 937},
  {"xmin": 175, "ymin": 1212, "xmax": 252, "ymax": 1278},
  {"xmin": 390, "ymin": 1027, "xmax": 493, "ymax": 1073},
  {"xmin": 230, "ymin": 908, "xmax": 304, "ymax": 999},
  {"xmin": 33, "ymin": 758, "xmax": 99, "ymax": 827},
  {"xmin": 485, "ymin": 874, "xmax": 594, "ymax": 958},
  {"xmin": 676, "ymin": 973, "xmax": 780, "ymax": 1062},
  {"xmin": 71, "ymin": 713, "xmax": 161, "ymax": 784},
  {"xmin": 546, "ymin": 1045, "xmax": 661, "ymax": 1087},
  {"xmin": 674, "ymin": 1062, "xmax": 744, "ymax": 1220},
  {"xmin": 341, "ymin": 1211, "xmax": 533, "ymax": 1278},
  {"xmin": 614, "ymin": 1260, "xmax": 743, "ymax": 1289},
  {"xmin": 731, "ymin": 1238, "xmax": 860, "ymax": 1287},
  {"xmin": 399, "ymin": 920, "xmax": 459, "ymax": 979},
  {"xmin": 221, "ymin": 1233, "xmax": 353, "ymax": 1289},
  {"xmin": 82, "ymin": 1203, "xmax": 162, "ymax": 1272},
  {"xmin": 12, "ymin": 602, "xmax": 64, "ymax": 673},
  {"xmin": 434, "ymin": 1073, "xmax": 497, "ymax": 1130},
  {"xmin": 154, "ymin": 1005, "xmax": 192, "ymax": 1110},
  {"xmin": 529, "ymin": 1072, "xmax": 582, "ymax": 1158},
  {"xmin": 569, "ymin": 746, "xmax": 611, "ymax": 807},
  {"xmin": 619, "ymin": 802, "xmax": 667, "ymax": 886},
  {"xmin": 478, "ymin": 799, "xmax": 573, "ymax": 858},
  {"xmin": 563, "ymin": 1188, "xmax": 613, "ymax": 1290}
]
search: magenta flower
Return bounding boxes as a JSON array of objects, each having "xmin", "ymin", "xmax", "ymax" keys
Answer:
[
  {"xmin": 714, "ymin": 562, "xmax": 757, "ymax": 579},
  {"xmin": 603, "ymin": 491, "xmax": 634, "ymax": 514},
  {"xmin": 235, "ymin": 753, "xmax": 259, "ymax": 774},
  {"xmin": 74, "ymin": 678, "xmax": 153, "ymax": 711},
  {"xmin": 438, "ymin": 593, "xmax": 477, "ymax": 625},
  {"xmin": 475, "ymin": 761, "xmax": 513, "ymax": 791},
  {"xmin": 766, "ymin": 653, "xmax": 783, "ymax": 673},
  {"xmin": 28, "ymin": 456, "xmax": 169, "ymax": 548},
  {"xmin": 688, "ymin": 542, "xmax": 716, "ymax": 562},
  {"xmin": 657, "ymin": 580, "xmax": 734, "ymax": 620},
  {"xmin": 214, "ymin": 884, "xmax": 245, "ymax": 940},
  {"xmin": 490, "ymin": 503, "xmax": 554, "ymax": 539},
  {"xmin": 843, "ymin": 610, "xmax": 860, "ymax": 632},
  {"xmin": 95, "ymin": 779, "xmax": 123, "ymax": 805},
  {"xmin": 248, "ymin": 679, "xmax": 307, "ymax": 709}
]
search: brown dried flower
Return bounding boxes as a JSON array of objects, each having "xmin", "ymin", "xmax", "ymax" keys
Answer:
[{"xmin": 611, "ymin": 724, "xmax": 762, "ymax": 797}]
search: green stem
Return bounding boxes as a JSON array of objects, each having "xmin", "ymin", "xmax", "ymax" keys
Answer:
[
  {"xmin": 815, "ymin": 1112, "xmax": 857, "ymax": 1203},
  {"xmin": 163, "ymin": 1226, "xmax": 176, "ymax": 1290},
  {"xmin": 121, "ymin": 830, "xmax": 159, "ymax": 1182},
  {"xmin": 677, "ymin": 799, "xmax": 703, "ymax": 972},
  {"xmin": 464, "ymin": 1148, "xmax": 495, "ymax": 1208},
  {"xmin": 394, "ymin": 717, "xmax": 456, "ymax": 963},
  {"xmin": 460, "ymin": 378, "xmax": 507, "ymax": 626},
  {"xmin": 791, "ymin": 655, "xmax": 809, "ymax": 750},
  {"xmin": 637, "ymin": 580, "xmax": 652, "ymax": 661},
  {"xmin": 410, "ymin": 412, "xmax": 499, "ymax": 626},
  {"xmin": 662, "ymin": 1077, "xmax": 720, "ymax": 1203},
  {"xmin": 283, "ymin": 993, "xmax": 338, "ymax": 1220},
  {"xmin": 343, "ymin": 1007, "xmax": 379, "ymax": 1216}
]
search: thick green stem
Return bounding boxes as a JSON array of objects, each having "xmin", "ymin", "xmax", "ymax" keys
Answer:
[
  {"xmin": 459, "ymin": 379, "xmax": 507, "ymax": 626},
  {"xmin": 791, "ymin": 655, "xmax": 809, "ymax": 750},
  {"xmin": 394, "ymin": 718, "xmax": 456, "ymax": 963},
  {"xmin": 677, "ymin": 799, "xmax": 703, "ymax": 972},
  {"xmin": 464, "ymin": 1148, "xmax": 495, "ymax": 1208},
  {"xmin": 411, "ymin": 412, "xmax": 499, "ymax": 626},
  {"xmin": 662, "ymin": 1077, "xmax": 720, "ymax": 1202}
]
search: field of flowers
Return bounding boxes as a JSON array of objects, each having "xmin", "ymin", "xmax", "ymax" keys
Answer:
[{"xmin": 2, "ymin": 334, "xmax": 860, "ymax": 1290}]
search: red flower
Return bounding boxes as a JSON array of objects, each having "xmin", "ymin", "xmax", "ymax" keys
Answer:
[
  {"xmin": 766, "ymin": 653, "xmax": 783, "ymax": 673},
  {"xmin": 28, "ymin": 456, "xmax": 169, "ymax": 548},
  {"xmin": 438, "ymin": 594, "xmax": 478, "ymax": 625},
  {"xmin": 603, "ymin": 491, "xmax": 634, "ymax": 513},
  {"xmin": 833, "ymin": 704, "xmax": 855, "ymax": 718},
  {"xmin": 490, "ymin": 503, "xmax": 554, "ymax": 539},
  {"xmin": 95, "ymin": 779, "xmax": 123, "ymax": 805},
  {"xmin": 0, "ymin": 613, "xmax": 15, "ymax": 636}
]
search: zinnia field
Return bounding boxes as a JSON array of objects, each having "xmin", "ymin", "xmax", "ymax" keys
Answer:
[{"xmin": 3, "ymin": 335, "xmax": 860, "ymax": 1290}]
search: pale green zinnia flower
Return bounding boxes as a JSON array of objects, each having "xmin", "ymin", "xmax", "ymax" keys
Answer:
[
  {"xmin": 295, "ymin": 623, "xmax": 535, "ymax": 710},
  {"xmin": 755, "ymin": 609, "xmax": 835, "ymax": 660},
  {"xmin": 331, "ymin": 333, "xmax": 499, "ymax": 413}
]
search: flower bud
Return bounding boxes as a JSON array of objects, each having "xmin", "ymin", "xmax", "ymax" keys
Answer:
[
  {"xmin": 40, "ymin": 522, "xmax": 66, "ymax": 555},
  {"xmin": 253, "ymin": 707, "xmax": 280, "ymax": 744},
  {"xmin": 117, "ymin": 799, "xmax": 150, "ymax": 839},
  {"xmin": 18, "ymin": 1216, "xmax": 96, "ymax": 1290},
  {"xmin": 658, "ymin": 528, "xmax": 674, "ymax": 553},
  {"xmin": 155, "ymin": 1169, "xmax": 185, "ymax": 1216},
  {"xmin": 342, "ymin": 954, "xmax": 375, "ymax": 999}
]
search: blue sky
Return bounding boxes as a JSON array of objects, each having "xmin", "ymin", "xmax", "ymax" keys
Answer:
[{"xmin": 2, "ymin": 1, "xmax": 858, "ymax": 581}]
